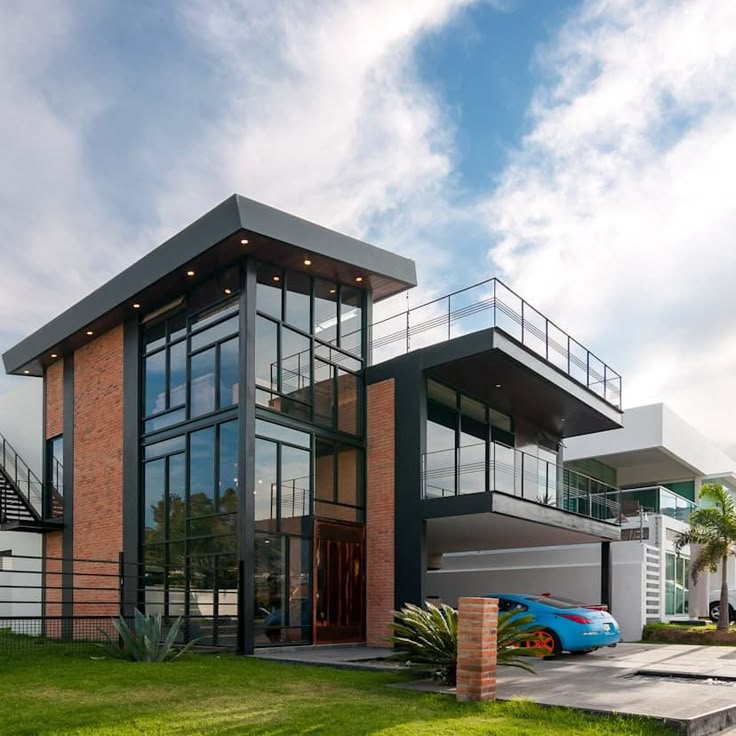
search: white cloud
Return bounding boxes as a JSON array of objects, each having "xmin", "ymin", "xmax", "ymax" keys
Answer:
[
  {"xmin": 0, "ymin": 0, "xmax": 481, "ymax": 396},
  {"xmin": 482, "ymin": 0, "xmax": 736, "ymax": 450}
]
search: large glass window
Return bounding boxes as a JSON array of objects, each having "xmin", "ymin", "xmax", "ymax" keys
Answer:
[
  {"xmin": 46, "ymin": 435, "xmax": 64, "ymax": 518},
  {"xmin": 255, "ymin": 262, "xmax": 365, "ymax": 436},
  {"xmin": 142, "ymin": 288, "xmax": 239, "ymax": 432},
  {"xmin": 424, "ymin": 379, "xmax": 516, "ymax": 499},
  {"xmin": 142, "ymin": 419, "xmax": 238, "ymax": 647}
]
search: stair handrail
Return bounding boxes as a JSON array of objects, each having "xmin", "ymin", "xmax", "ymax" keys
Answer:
[{"xmin": 0, "ymin": 431, "xmax": 45, "ymax": 514}]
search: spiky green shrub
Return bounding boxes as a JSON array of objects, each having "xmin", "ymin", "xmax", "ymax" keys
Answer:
[
  {"xmin": 97, "ymin": 609, "xmax": 199, "ymax": 662},
  {"xmin": 387, "ymin": 602, "xmax": 541, "ymax": 685}
]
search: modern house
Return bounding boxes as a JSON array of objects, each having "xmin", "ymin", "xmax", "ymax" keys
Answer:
[
  {"xmin": 428, "ymin": 403, "xmax": 736, "ymax": 640},
  {"xmin": 1, "ymin": 194, "xmax": 625, "ymax": 651}
]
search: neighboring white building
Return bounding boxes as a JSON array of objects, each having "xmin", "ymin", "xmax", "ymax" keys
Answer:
[
  {"xmin": 426, "ymin": 404, "xmax": 736, "ymax": 641},
  {"xmin": 0, "ymin": 380, "xmax": 44, "ymax": 625}
]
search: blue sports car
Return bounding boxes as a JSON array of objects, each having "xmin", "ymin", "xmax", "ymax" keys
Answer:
[{"xmin": 486, "ymin": 593, "xmax": 621, "ymax": 656}]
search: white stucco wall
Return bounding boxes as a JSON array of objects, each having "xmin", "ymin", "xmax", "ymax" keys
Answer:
[{"xmin": 0, "ymin": 380, "xmax": 44, "ymax": 622}]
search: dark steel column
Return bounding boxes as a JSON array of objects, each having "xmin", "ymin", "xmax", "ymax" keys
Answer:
[
  {"xmin": 62, "ymin": 355, "xmax": 74, "ymax": 636},
  {"xmin": 237, "ymin": 259, "xmax": 257, "ymax": 654},
  {"xmin": 601, "ymin": 541, "xmax": 612, "ymax": 608},
  {"xmin": 393, "ymin": 360, "xmax": 426, "ymax": 608},
  {"xmin": 122, "ymin": 318, "xmax": 141, "ymax": 615}
]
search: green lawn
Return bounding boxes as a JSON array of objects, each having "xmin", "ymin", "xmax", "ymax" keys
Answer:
[{"xmin": 0, "ymin": 649, "xmax": 674, "ymax": 736}]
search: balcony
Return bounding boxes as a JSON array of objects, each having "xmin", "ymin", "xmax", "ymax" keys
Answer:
[
  {"xmin": 422, "ymin": 440, "xmax": 621, "ymax": 525},
  {"xmin": 620, "ymin": 486, "xmax": 697, "ymax": 523},
  {"xmin": 369, "ymin": 278, "xmax": 621, "ymax": 409}
]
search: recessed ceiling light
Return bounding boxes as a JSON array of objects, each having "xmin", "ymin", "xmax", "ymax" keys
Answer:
[
  {"xmin": 304, "ymin": 257, "xmax": 312, "ymax": 266},
  {"xmin": 186, "ymin": 270, "xmax": 195, "ymax": 277},
  {"xmin": 272, "ymin": 275, "xmax": 281, "ymax": 282},
  {"xmin": 240, "ymin": 238, "xmax": 249, "ymax": 245},
  {"xmin": 23, "ymin": 370, "xmax": 30, "ymax": 375},
  {"xmin": 50, "ymin": 353, "xmax": 58, "ymax": 359},
  {"xmin": 132, "ymin": 303, "xmax": 141, "ymax": 309},
  {"xmin": 329, "ymin": 288, "xmax": 336, "ymax": 294},
  {"xmin": 86, "ymin": 330, "xmax": 94, "ymax": 336},
  {"xmin": 355, "ymin": 276, "xmax": 363, "ymax": 283},
  {"xmin": 224, "ymin": 288, "xmax": 233, "ymax": 295},
  {"xmin": 495, "ymin": 384, "xmax": 502, "ymax": 389}
]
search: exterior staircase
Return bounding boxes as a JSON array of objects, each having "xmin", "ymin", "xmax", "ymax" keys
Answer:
[{"xmin": 0, "ymin": 432, "xmax": 62, "ymax": 532}]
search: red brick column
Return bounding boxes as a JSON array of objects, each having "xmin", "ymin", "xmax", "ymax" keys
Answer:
[
  {"xmin": 366, "ymin": 379, "xmax": 395, "ymax": 647},
  {"xmin": 73, "ymin": 325, "xmax": 124, "ymax": 617},
  {"xmin": 456, "ymin": 597, "xmax": 498, "ymax": 702}
]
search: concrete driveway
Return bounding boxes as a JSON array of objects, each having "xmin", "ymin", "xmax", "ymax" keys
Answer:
[{"xmin": 496, "ymin": 642, "xmax": 736, "ymax": 736}]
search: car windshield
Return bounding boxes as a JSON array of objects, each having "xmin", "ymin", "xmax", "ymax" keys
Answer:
[{"xmin": 522, "ymin": 595, "xmax": 580, "ymax": 610}]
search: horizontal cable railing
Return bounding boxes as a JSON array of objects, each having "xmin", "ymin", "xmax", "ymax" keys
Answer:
[
  {"xmin": 619, "ymin": 486, "xmax": 697, "ymax": 523},
  {"xmin": 369, "ymin": 278, "xmax": 622, "ymax": 409},
  {"xmin": 422, "ymin": 440, "xmax": 622, "ymax": 524}
]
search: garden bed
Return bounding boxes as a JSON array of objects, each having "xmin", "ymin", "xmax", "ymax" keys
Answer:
[{"xmin": 642, "ymin": 622, "xmax": 736, "ymax": 645}]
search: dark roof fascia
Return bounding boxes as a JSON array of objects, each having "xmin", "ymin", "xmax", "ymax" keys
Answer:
[
  {"xmin": 3, "ymin": 194, "xmax": 417, "ymax": 375},
  {"xmin": 234, "ymin": 195, "xmax": 417, "ymax": 288}
]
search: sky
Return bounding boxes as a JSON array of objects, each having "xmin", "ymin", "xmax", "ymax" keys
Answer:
[{"xmin": 2, "ymin": 0, "xmax": 736, "ymax": 457}]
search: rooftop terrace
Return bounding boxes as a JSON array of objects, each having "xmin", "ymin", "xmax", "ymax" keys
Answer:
[{"xmin": 369, "ymin": 277, "xmax": 622, "ymax": 410}]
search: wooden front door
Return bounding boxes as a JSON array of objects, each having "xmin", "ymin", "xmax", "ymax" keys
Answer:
[{"xmin": 313, "ymin": 520, "xmax": 365, "ymax": 644}]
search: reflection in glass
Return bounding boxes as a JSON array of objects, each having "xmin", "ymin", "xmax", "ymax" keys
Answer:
[
  {"xmin": 281, "ymin": 328, "xmax": 311, "ymax": 400},
  {"xmin": 286, "ymin": 271, "xmax": 311, "ymax": 333},
  {"xmin": 255, "ymin": 419, "xmax": 310, "ymax": 448},
  {"xmin": 145, "ymin": 350, "xmax": 166, "ymax": 416},
  {"xmin": 144, "ymin": 459, "xmax": 165, "ymax": 543},
  {"xmin": 257, "ymin": 263, "xmax": 283, "ymax": 319},
  {"xmin": 190, "ymin": 348, "xmax": 216, "ymax": 417},
  {"xmin": 191, "ymin": 315, "xmax": 239, "ymax": 352},
  {"xmin": 169, "ymin": 341, "xmax": 186, "ymax": 407},
  {"xmin": 168, "ymin": 453, "xmax": 186, "ymax": 541},
  {"xmin": 280, "ymin": 445, "xmax": 311, "ymax": 527},
  {"xmin": 255, "ymin": 317, "xmax": 278, "ymax": 391},
  {"xmin": 218, "ymin": 421, "xmax": 238, "ymax": 514},
  {"xmin": 190, "ymin": 427, "xmax": 215, "ymax": 515},
  {"xmin": 314, "ymin": 279, "xmax": 338, "ymax": 344},
  {"xmin": 340, "ymin": 286, "xmax": 363, "ymax": 357},
  {"xmin": 255, "ymin": 439, "xmax": 278, "ymax": 530},
  {"xmin": 220, "ymin": 337, "xmax": 239, "ymax": 407}
]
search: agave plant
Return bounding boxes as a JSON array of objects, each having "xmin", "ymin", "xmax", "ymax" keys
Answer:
[
  {"xmin": 97, "ymin": 609, "xmax": 199, "ymax": 662},
  {"xmin": 388, "ymin": 602, "xmax": 541, "ymax": 685}
]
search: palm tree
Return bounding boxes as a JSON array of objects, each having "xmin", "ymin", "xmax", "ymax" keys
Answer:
[{"xmin": 675, "ymin": 483, "xmax": 736, "ymax": 632}]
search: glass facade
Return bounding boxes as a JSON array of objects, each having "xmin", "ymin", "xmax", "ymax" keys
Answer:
[
  {"xmin": 665, "ymin": 553, "xmax": 689, "ymax": 616},
  {"xmin": 140, "ymin": 260, "xmax": 367, "ymax": 649}
]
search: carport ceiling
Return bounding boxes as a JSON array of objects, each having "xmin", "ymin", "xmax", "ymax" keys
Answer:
[{"xmin": 426, "ymin": 512, "xmax": 607, "ymax": 556}]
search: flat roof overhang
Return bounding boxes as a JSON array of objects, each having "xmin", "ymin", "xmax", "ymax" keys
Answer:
[
  {"xmin": 3, "ymin": 194, "xmax": 417, "ymax": 376},
  {"xmin": 368, "ymin": 326, "xmax": 622, "ymax": 437},
  {"xmin": 424, "ymin": 492, "xmax": 620, "ymax": 556}
]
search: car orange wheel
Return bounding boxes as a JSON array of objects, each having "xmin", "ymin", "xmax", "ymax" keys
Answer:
[{"xmin": 519, "ymin": 629, "xmax": 560, "ymax": 657}]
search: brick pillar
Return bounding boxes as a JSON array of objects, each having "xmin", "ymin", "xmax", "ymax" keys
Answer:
[
  {"xmin": 456, "ymin": 597, "xmax": 498, "ymax": 702},
  {"xmin": 366, "ymin": 379, "xmax": 395, "ymax": 648}
]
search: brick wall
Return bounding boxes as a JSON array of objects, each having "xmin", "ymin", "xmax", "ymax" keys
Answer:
[
  {"xmin": 366, "ymin": 378, "xmax": 395, "ymax": 647},
  {"xmin": 456, "ymin": 597, "xmax": 498, "ymax": 702},
  {"xmin": 45, "ymin": 360, "xmax": 64, "ymax": 439},
  {"xmin": 73, "ymin": 325, "xmax": 124, "ymax": 616}
]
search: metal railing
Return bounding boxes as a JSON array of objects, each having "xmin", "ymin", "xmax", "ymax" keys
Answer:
[
  {"xmin": 0, "ymin": 552, "xmax": 239, "ymax": 654},
  {"xmin": 369, "ymin": 278, "xmax": 622, "ymax": 409},
  {"xmin": 0, "ymin": 432, "xmax": 45, "ymax": 518},
  {"xmin": 422, "ymin": 440, "xmax": 621, "ymax": 524},
  {"xmin": 620, "ymin": 486, "xmax": 697, "ymax": 523}
]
